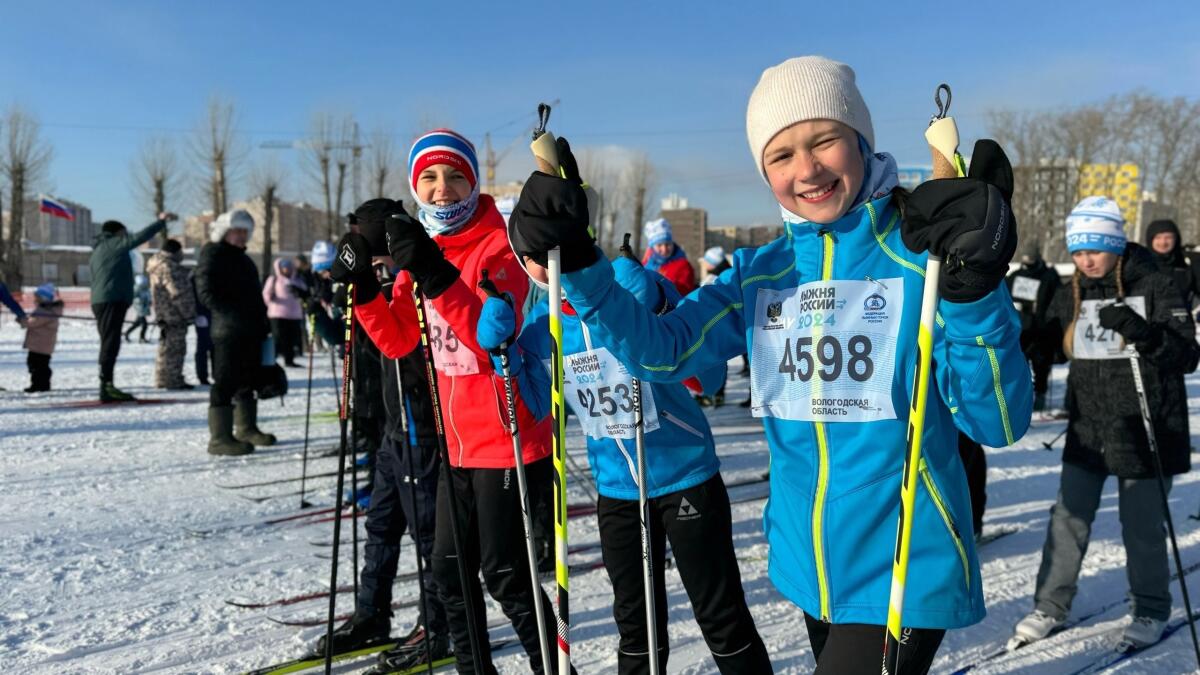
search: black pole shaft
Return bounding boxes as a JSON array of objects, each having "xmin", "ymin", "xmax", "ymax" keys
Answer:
[
  {"xmin": 394, "ymin": 358, "xmax": 436, "ymax": 673},
  {"xmin": 300, "ymin": 316, "xmax": 317, "ymax": 509},
  {"xmin": 350, "ymin": 412, "xmax": 360, "ymax": 608},
  {"xmin": 412, "ymin": 282, "xmax": 485, "ymax": 673},
  {"xmin": 1129, "ymin": 351, "xmax": 1200, "ymax": 668},
  {"xmin": 323, "ymin": 285, "xmax": 356, "ymax": 674}
]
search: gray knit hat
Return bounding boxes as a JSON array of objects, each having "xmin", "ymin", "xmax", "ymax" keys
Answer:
[{"xmin": 746, "ymin": 56, "xmax": 875, "ymax": 180}]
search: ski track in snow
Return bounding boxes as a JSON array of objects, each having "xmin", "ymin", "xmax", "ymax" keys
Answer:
[{"xmin": 3, "ymin": 321, "xmax": 1200, "ymax": 673}]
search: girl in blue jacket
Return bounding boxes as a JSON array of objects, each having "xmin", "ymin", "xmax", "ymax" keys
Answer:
[
  {"xmin": 505, "ymin": 56, "xmax": 1032, "ymax": 674},
  {"xmin": 476, "ymin": 252, "xmax": 771, "ymax": 674}
]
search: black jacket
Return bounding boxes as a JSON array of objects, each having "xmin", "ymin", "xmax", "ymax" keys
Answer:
[
  {"xmin": 1144, "ymin": 219, "xmax": 1200, "ymax": 309},
  {"xmin": 1048, "ymin": 243, "xmax": 1198, "ymax": 478},
  {"xmin": 1006, "ymin": 259, "xmax": 1063, "ymax": 360},
  {"xmin": 372, "ymin": 278, "xmax": 438, "ymax": 446},
  {"xmin": 194, "ymin": 240, "xmax": 269, "ymax": 344}
]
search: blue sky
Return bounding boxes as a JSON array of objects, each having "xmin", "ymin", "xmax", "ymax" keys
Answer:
[{"xmin": 2, "ymin": 0, "xmax": 1197, "ymax": 231}]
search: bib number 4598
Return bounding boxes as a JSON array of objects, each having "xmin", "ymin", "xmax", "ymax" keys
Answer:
[{"xmin": 778, "ymin": 335, "xmax": 874, "ymax": 383}]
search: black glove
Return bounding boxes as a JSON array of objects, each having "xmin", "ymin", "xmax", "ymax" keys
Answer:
[
  {"xmin": 508, "ymin": 136, "xmax": 597, "ymax": 273},
  {"xmin": 385, "ymin": 211, "xmax": 460, "ymax": 299},
  {"xmin": 1098, "ymin": 304, "xmax": 1152, "ymax": 343},
  {"xmin": 330, "ymin": 233, "xmax": 381, "ymax": 304},
  {"xmin": 902, "ymin": 139, "xmax": 1018, "ymax": 303}
]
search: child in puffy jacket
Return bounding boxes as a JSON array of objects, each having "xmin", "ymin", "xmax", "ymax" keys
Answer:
[
  {"xmin": 476, "ymin": 249, "xmax": 772, "ymax": 673},
  {"xmin": 24, "ymin": 283, "xmax": 64, "ymax": 392},
  {"xmin": 262, "ymin": 257, "xmax": 307, "ymax": 367}
]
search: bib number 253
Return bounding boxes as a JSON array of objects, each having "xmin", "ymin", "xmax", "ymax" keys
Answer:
[
  {"xmin": 778, "ymin": 335, "xmax": 873, "ymax": 383},
  {"xmin": 577, "ymin": 384, "xmax": 635, "ymax": 417}
]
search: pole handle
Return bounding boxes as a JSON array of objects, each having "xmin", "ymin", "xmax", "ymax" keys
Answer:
[{"xmin": 926, "ymin": 117, "xmax": 960, "ymax": 180}]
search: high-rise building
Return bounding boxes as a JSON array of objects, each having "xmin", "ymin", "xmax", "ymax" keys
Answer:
[{"xmin": 1077, "ymin": 163, "xmax": 1139, "ymax": 225}]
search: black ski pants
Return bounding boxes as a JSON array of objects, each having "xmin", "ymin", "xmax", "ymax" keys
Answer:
[
  {"xmin": 597, "ymin": 473, "xmax": 772, "ymax": 674},
  {"xmin": 358, "ymin": 437, "xmax": 446, "ymax": 636},
  {"xmin": 92, "ymin": 301, "xmax": 129, "ymax": 382},
  {"xmin": 432, "ymin": 458, "xmax": 558, "ymax": 675},
  {"xmin": 270, "ymin": 318, "xmax": 303, "ymax": 364},
  {"xmin": 27, "ymin": 352, "xmax": 51, "ymax": 390},
  {"xmin": 957, "ymin": 433, "xmax": 988, "ymax": 538},
  {"xmin": 803, "ymin": 613, "xmax": 944, "ymax": 674},
  {"xmin": 209, "ymin": 336, "xmax": 258, "ymax": 407}
]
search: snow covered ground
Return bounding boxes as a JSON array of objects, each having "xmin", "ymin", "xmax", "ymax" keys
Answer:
[{"xmin": 3, "ymin": 318, "xmax": 1200, "ymax": 674}]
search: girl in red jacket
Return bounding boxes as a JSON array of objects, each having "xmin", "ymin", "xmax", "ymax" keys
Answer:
[
  {"xmin": 332, "ymin": 129, "xmax": 558, "ymax": 674},
  {"xmin": 640, "ymin": 217, "xmax": 697, "ymax": 296}
]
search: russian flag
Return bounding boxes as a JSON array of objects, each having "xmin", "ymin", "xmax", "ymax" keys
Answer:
[{"xmin": 40, "ymin": 197, "xmax": 74, "ymax": 221}]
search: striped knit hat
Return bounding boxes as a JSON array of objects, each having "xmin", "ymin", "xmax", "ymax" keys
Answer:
[
  {"xmin": 1065, "ymin": 196, "xmax": 1126, "ymax": 255},
  {"xmin": 408, "ymin": 129, "xmax": 479, "ymax": 192}
]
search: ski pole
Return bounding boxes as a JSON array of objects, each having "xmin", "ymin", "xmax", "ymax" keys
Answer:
[
  {"xmin": 884, "ymin": 83, "xmax": 966, "ymax": 675},
  {"xmin": 300, "ymin": 314, "xmax": 317, "ymax": 509},
  {"xmin": 1042, "ymin": 427, "xmax": 1067, "ymax": 451},
  {"xmin": 323, "ymin": 281, "xmax": 356, "ymax": 675},
  {"xmin": 409, "ymin": 278, "xmax": 486, "ymax": 674},
  {"xmin": 1127, "ymin": 341, "xmax": 1200, "ymax": 668},
  {"xmin": 392, "ymin": 356, "xmax": 436, "ymax": 673},
  {"xmin": 530, "ymin": 101, "xmax": 572, "ymax": 674},
  {"xmin": 631, "ymin": 375, "xmax": 661, "ymax": 675},
  {"xmin": 350, "ymin": 407, "xmax": 360, "ymax": 609},
  {"xmin": 479, "ymin": 269, "xmax": 553, "ymax": 675}
]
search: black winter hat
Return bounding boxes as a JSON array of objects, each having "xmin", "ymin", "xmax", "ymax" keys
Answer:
[
  {"xmin": 1144, "ymin": 219, "xmax": 1181, "ymax": 247},
  {"xmin": 162, "ymin": 239, "xmax": 182, "ymax": 253},
  {"xmin": 353, "ymin": 198, "xmax": 406, "ymax": 256},
  {"xmin": 101, "ymin": 220, "xmax": 126, "ymax": 234}
]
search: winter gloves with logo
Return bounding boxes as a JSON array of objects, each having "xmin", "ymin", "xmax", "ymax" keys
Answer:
[
  {"xmin": 385, "ymin": 211, "xmax": 460, "ymax": 299},
  {"xmin": 508, "ymin": 136, "xmax": 598, "ymax": 273},
  {"xmin": 901, "ymin": 139, "xmax": 1018, "ymax": 303},
  {"xmin": 330, "ymin": 233, "xmax": 381, "ymax": 304},
  {"xmin": 1098, "ymin": 304, "xmax": 1153, "ymax": 344}
]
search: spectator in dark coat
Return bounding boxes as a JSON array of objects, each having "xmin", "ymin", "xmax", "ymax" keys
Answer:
[
  {"xmin": 1144, "ymin": 218, "xmax": 1200, "ymax": 310},
  {"xmin": 88, "ymin": 214, "xmax": 172, "ymax": 401},
  {"xmin": 1005, "ymin": 240, "xmax": 1063, "ymax": 411},
  {"xmin": 194, "ymin": 209, "xmax": 277, "ymax": 456}
]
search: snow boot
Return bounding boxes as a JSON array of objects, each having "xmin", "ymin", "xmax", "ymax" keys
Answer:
[
  {"xmin": 100, "ymin": 380, "xmax": 136, "ymax": 402},
  {"xmin": 234, "ymin": 398, "xmax": 276, "ymax": 447},
  {"xmin": 1010, "ymin": 609, "xmax": 1064, "ymax": 647},
  {"xmin": 1121, "ymin": 616, "xmax": 1166, "ymax": 648},
  {"xmin": 376, "ymin": 628, "xmax": 451, "ymax": 671},
  {"xmin": 317, "ymin": 610, "xmax": 390, "ymax": 655},
  {"xmin": 207, "ymin": 406, "xmax": 253, "ymax": 456}
]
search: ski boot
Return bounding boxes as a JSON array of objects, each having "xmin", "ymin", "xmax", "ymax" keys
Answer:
[
  {"xmin": 234, "ymin": 398, "xmax": 277, "ymax": 446},
  {"xmin": 1120, "ymin": 616, "xmax": 1166, "ymax": 649},
  {"xmin": 207, "ymin": 406, "xmax": 254, "ymax": 456},
  {"xmin": 1008, "ymin": 609, "xmax": 1064, "ymax": 649},
  {"xmin": 376, "ymin": 627, "xmax": 451, "ymax": 672},
  {"xmin": 317, "ymin": 610, "xmax": 390, "ymax": 655},
  {"xmin": 100, "ymin": 379, "xmax": 136, "ymax": 402}
]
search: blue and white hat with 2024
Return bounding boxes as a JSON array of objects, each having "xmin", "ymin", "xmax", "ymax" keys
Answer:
[
  {"xmin": 644, "ymin": 218, "xmax": 673, "ymax": 247},
  {"xmin": 310, "ymin": 240, "xmax": 336, "ymax": 272},
  {"xmin": 1065, "ymin": 196, "xmax": 1126, "ymax": 255}
]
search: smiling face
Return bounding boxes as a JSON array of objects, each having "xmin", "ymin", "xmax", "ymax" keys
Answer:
[
  {"xmin": 416, "ymin": 164, "xmax": 471, "ymax": 206},
  {"xmin": 1072, "ymin": 249, "xmax": 1119, "ymax": 279},
  {"xmin": 1151, "ymin": 231, "xmax": 1177, "ymax": 255},
  {"xmin": 762, "ymin": 119, "xmax": 865, "ymax": 224}
]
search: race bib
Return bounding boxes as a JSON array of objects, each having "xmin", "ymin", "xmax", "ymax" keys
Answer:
[
  {"xmin": 425, "ymin": 305, "xmax": 479, "ymax": 375},
  {"xmin": 559, "ymin": 346, "xmax": 659, "ymax": 439},
  {"xmin": 1011, "ymin": 276, "xmax": 1040, "ymax": 303},
  {"xmin": 1073, "ymin": 297, "xmax": 1145, "ymax": 360},
  {"xmin": 750, "ymin": 279, "xmax": 903, "ymax": 422}
]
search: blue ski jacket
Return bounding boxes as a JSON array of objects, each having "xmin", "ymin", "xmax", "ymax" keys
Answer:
[
  {"xmin": 486, "ymin": 258, "xmax": 721, "ymax": 501},
  {"xmin": 560, "ymin": 193, "xmax": 1032, "ymax": 629}
]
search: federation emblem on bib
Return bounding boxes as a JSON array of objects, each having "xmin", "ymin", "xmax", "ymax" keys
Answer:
[
  {"xmin": 864, "ymin": 293, "xmax": 887, "ymax": 312},
  {"xmin": 765, "ymin": 301, "xmax": 784, "ymax": 329}
]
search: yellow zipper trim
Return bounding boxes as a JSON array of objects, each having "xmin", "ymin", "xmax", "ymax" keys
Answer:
[
  {"xmin": 919, "ymin": 459, "xmax": 970, "ymax": 591},
  {"xmin": 977, "ymin": 335, "xmax": 1015, "ymax": 446},
  {"xmin": 811, "ymin": 233, "xmax": 834, "ymax": 621},
  {"xmin": 867, "ymin": 202, "xmax": 945, "ymax": 329}
]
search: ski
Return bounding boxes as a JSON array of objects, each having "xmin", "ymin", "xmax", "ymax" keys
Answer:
[
  {"xmin": 975, "ymin": 525, "xmax": 1019, "ymax": 547},
  {"xmin": 951, "ymin": 557, "xmax": 1200, "ymax": 673},
  {"xmin": 268, "ymin": 598, "xmax": 415, "ymax": 627},
  {"xmin": 364, "ymin": 638, "xmax": 518, "ymax": 675},
  {"xmin": 216, "ymin": 469, "xmax": 340, "ymax": 490},
  {"xmin": 27, "ymin": 397, "xmax": 200, "ymax": 410},
  {"xmin": 185, "ymin": 504, "xmax": 355, "ymax": 538},
  {"xmin": 1063, "ymin": 609, "xmax": 1200, "ymax": 675},
  {"xmin": 226, "ymin": 584, "xmax": 354, "ymax": 610},
  {"xmin": 242, "ymin": 637, "xmax": 398, "ymax": 675}
]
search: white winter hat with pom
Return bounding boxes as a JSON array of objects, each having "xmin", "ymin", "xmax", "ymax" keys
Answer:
[
  {"xmin": 746, "ymin": 56, "xmax": 874, "ymax": 180},
  {"xmin": 209, "ymin": 209, "xmax": 255, "ymax": 243}
]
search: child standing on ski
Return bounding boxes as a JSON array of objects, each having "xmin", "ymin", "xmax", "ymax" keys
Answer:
[
  {"xmin": 331, "ymin": 129, "xmax": 560, "ymax": 674},
  {"xmin": 24, "ymin": 283, "xmax": 64, "ymax": 392},
  {"xmin": 506, "ymin": 56, "xmax": 1032, "ymax": 674},
  {"xmin": 1012, "ymin": 197, "xmax": 1199, "ymax": 650},
  {"xmin": 475, "ymin": 242, "xmax": 772, "ymax": 673}
]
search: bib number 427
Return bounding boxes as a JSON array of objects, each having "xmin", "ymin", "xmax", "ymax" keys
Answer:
[{"xmin": 778, "ymin": 335, "xmax": 874, "ymax": 383}]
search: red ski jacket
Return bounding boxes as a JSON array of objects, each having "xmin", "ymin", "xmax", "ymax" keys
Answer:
[
  {"xmin": 355, "ymin": 195, "xmax": 551, "ymax": 468},
  {"xmin": 642, "ymin": 249, "xmax": 697, "ymax": 296}
]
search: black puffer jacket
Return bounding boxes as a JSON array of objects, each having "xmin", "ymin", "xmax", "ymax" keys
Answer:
[
  {"xmin": 1144, "ymin": 218, "xmax": 1200, "ymax": 309},
  {"xmin": 194, "ymin": 240, "xmax": 269, "ymax": 344},
  {"xmin": 1048, "ymin": 243, "xmax": 1198, "ymax": 478}
]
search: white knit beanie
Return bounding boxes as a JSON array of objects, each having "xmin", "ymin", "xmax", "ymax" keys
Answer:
[
  {"xmin": 746, "ymin": 56, "xmax": 875, "ymax": 180},
  {"xmin": 209, "ymin": 208, "xmax": 255, "ymax": 243}
]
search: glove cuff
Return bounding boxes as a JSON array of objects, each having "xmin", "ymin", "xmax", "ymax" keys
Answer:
[
  {"xmin": 414, "ymin": 258, "xmax": 461, "ymax": 299},
  {"xmin": 561, "ymin": 244, "xmax": 600, "ymax": 274},
  {"xmin": 352, "ymin": 277, "xmax": 382, "ymax": 305}
]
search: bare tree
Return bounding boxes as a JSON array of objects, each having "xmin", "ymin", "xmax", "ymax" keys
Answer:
[
  {"xmin": 575, "ymin": 148, "xmax": 619, "ymax": 253},
  {"xmin": 131, "ymin": 136, "xmax": 182, "ymax": 240},
  {"xmin": 333, "ymin": 115, "xmax": 354, "ymax": 227},
  {"xmin": 251, "ymin": 157, "xmax": 288, "ymax": 277},
  {"xmin": 367, "ymin": 128, "xmax": 397, "ymax": 199},
  {"xmin": 1, "ymin": 107, "xmax": 53, "ymax": 286},
  {"xmin": 303, "ymin": 113, "xmax": 337, "ymax": 239},
  {"xmin": 192, "ymin": 96, "xmax": 241, "ymax": 217},
  {"xmin": 621, "ymin": 152, "xmax": 658, "ymax": 254}
]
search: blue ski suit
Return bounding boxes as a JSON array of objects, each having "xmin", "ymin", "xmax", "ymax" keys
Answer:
[
  {"xmin": 494, "ymin": 258, "xmax": 721, "ymax": 501},
  {"xmin": 558, "ymin": 192, "xmax": 1032, "ymax": 629}
]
